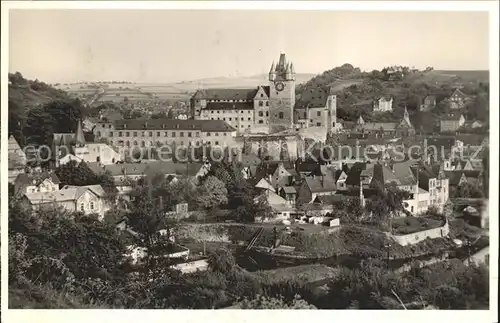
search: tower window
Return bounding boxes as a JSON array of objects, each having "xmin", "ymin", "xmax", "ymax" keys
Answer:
[{"xmin": 279, "ymin": 112, "xmax": 284, "ymax": 119}]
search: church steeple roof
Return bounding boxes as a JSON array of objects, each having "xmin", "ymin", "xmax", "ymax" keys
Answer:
[{"xmin": 74, "ymin": 120, "xmax": 86, "ymax": 146}]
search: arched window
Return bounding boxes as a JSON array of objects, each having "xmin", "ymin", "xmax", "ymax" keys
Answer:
[
  {"xmin": 141, "ymin": 141, "xmax": 145, "ymax": 147},
  {"xmin": 126, "ymin": 141, "xmax": 130, "ymax": 147}
]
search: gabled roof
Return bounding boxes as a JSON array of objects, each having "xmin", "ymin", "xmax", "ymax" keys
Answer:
[
  {"xmin": 62, "ymin": 184, "xmax": 106, "ymax": 197},
  {"xmin": 281, "ymin": 186, "xmax": 297, "ymax": 194},
  {"xmin": 304, "ymin": 176, "xmax": 336, "ymax": 193},
  {"xmin": 15, "ymin": 172, "xmax": 61, "ymax": 186},
  {"xmin": 192, "ymin": 88, "xmax": 258, "ymax": 101},
  {"xmin": 255, "ymin": 178, "xmax": 275, "ymax": 192},
  {"xmin": 24, "ymin": 185, "xmax": 103, "ymax": 205},
  {"xmin": 450, "ymin": 88, "xmax": 467, "ymax": 99}
]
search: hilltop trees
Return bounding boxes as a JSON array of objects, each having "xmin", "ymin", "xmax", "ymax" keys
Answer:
[{"xmin": 23, "ymin": 99, "xmax": 85, "ymax": 147}]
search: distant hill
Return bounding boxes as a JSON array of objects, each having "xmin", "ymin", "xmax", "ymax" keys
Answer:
[{"xmin": 172, "ymin": 73, "xmax": 316, "ymax": 90}]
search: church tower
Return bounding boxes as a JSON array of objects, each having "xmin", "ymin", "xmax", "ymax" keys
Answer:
[{"xmin": 268, "ymin": 52, "xmax": 296, "ymax": 133}]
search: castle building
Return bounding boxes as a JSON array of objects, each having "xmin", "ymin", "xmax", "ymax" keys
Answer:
[
  {"xmin": 93, "ymin": 118, "xmax": 237, "ymax": 156},
  {"xmin": 190, "ymin": 52, "xmax": 336, "ymax": 135}
]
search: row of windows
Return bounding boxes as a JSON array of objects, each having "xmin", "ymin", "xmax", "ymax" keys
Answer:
[
  {"xmin": 113, "ymin": 140, "xmax": 223, "ymax": 147},
  {"xmin": 105, "ymin": 131, "xmax": 229, "ymax": 138},
  {"xmin": 258, "ymin": 101, "xmax": 269, "ymax": 107},
  {"xmin": 210, "ymin": 110, "xmax": 252, "ymax": 114},
  {"xmin": 209, "ymin": 117, "xmax": 252, "ymax": 121},
  {"xmin": 80, "ymin": 201, "xmax": 95, "ymax": 211}
]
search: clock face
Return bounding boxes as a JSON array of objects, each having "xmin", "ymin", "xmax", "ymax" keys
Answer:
[{"xmin": 275, "ymin": 82, "xmax": 285, "ymax": 92}]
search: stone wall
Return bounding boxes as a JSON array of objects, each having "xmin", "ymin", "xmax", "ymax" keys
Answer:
[{"xmin": 388, "ymin": 222, "xmax": 449, "ymax": 246}]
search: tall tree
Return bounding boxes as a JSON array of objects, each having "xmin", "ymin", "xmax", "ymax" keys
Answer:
[{"xmin": 196, "ymin": 176, "xmax": 228, "ymax": 210}]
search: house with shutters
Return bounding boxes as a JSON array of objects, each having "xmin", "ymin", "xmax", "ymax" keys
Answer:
[{"xmin": 440, "ymin": 112, "xmax": 466, "ymax": 133}]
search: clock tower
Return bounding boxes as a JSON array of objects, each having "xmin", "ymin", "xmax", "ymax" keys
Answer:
[{"xmin": 268, "ymin": 52, "xmax": 296, "ymax": 133}]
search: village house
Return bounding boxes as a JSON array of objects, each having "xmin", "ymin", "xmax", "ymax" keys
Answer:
[
  {"xmin": 373, "ymin": 97, "xmax": 393, "ymax": 113},
  {"xmin": 440, "ymin": 112, "xmax": 466, "ymax": 133},
  {"xmin": 410, "ymin": 163, "xmax": 450, "ymax": 213},
  {"xmin": 278, "ymin": 186, "xmax": 297, "ymax": 206},
  {"xmin": 88, "ymin": 160, "xmax": 211, "ymax": 199},
  {"xmin": 254, "ymin": 189, "xmax": 294, "ymax": 222},
  {"xmin": 419, "ymin": 95, "xmax": 437, "ymax": 111},
  {"xmin": 14, "ymin": 172, "xmax": 61, "ymax": 196},
  {"xmin": 349, "ymin": 107, "xmax": 415, "ymax": 138},
  {"xmin": 448, "ymin": 88, "xmax": 468, "ymax": 110},
  {"xmin": 20, "ymin": 184, "xmax": 110, "ymax": 220},
  {"xmin": 8, "ymin": 135, "xmax": 27, "ymax": 183},
  {"xmin": 293, "ymin": 87, "xmax": 338, "ymax": 132},
  {"xmin": 297, "ymin": 174, "xmax": 337, "ymax": 204},
  {"xmin": 445, "ymin": 170, "xmax": 483, "ymax": 191}
]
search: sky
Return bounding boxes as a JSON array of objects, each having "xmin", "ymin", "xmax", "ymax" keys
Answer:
[{"xmin": 9, "ymin": 9, "xmax": 490, "ymax": 84}]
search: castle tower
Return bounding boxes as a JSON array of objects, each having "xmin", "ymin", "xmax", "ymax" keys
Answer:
[
  {"xmin": 327, "ymin": 87, "xmax": 338, "ymax": 134},
  {"xmin": 269, "ymin": 52, "xmax": 296, "ymax": 134}
]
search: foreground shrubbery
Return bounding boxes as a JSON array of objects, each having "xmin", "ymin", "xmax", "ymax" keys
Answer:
[{"xmin": 8, "ymin": 196, "xmax": 488, "ymax": 309}]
